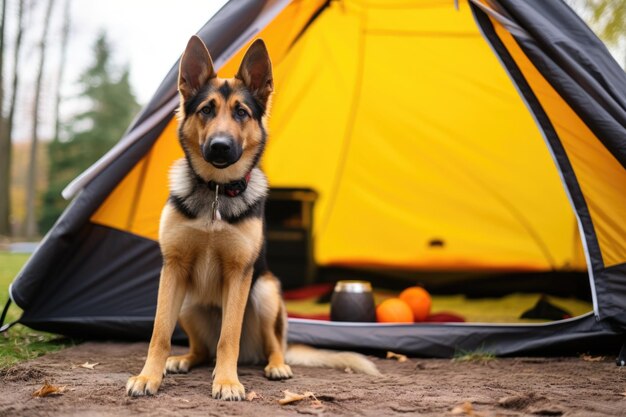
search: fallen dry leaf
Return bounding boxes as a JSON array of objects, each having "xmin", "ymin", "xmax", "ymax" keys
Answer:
[
  {"xmin": 246, "ymin": 391, "xmax": 261, "ymax": 401},
  {"xmin": 386, "ymin": 351, "xmax": 408, "ymax": 362},
  {"xmin": 32, "ymin": 381, "xmax": 66, "ymax": 398},
  {"xmin": 279, "ymin": 390, "xmax": 307, "ymax": 405},
  {"xmin": 79, "ymin": 362, "xmax": 99, "ymax": 370},
  {"xmin": 278, "ymin": 390, "xmax": 318, "ymax": 405},
  {"xmin": 581, "ymin": 354, "xmax": 604, "ymax": 362},
  {"xmin": 451, "ymin": 401, "xmax": 474, "ymax": 416}
]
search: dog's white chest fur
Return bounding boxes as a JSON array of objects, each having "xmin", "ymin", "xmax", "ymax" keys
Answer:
[{"xmin": 168, "ymin": 158, "xmax": 268, "ymax": 221}]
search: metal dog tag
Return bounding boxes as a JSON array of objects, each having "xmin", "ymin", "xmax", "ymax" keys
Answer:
[
  {"xmin": 211, "ymin": 201, "xmax": 221, "ymax": 222},
  {"xmin": 211, "ymin": 185, "xmax": 221, "ymax": 223}
]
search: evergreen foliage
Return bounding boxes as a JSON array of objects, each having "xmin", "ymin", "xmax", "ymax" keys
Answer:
[{"xmin": 40, "ymin": 32, "xmax": 140, "ymax": 232}]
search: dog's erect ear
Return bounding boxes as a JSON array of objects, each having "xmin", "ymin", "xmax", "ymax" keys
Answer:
[
  {"xmin": 179, "ymin": 36, "xmax": 216, "ymax": 99},
  {"xmin": 235, "ymin": 39, "xmax": 273, "ymax": 105}
]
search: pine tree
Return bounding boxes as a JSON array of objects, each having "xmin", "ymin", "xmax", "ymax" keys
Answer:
[{"xmin": 40, "ymin": 32, "xmax": 140, "ymax": 232}]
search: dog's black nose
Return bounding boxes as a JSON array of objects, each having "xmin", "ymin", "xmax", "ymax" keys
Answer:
[
  {"xmin": 203, "ymin": 135, "xmax": 241, "ymax": 168},
  {"xmin": 210, "ymin": 137, "xmax": 231, "ymax": 154}
]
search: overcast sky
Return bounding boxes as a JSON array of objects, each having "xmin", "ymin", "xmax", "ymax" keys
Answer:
[{"xmin": 68, "ymin": 0, "xmax": 228, "ymax": 103}]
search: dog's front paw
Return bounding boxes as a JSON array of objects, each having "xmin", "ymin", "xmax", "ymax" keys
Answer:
[
  {"xmin": 126, "ymin": 374, "xmax": 162, "ymax": 396},
  {"xmin": 264, "ymin": 363, "xmax": 293, "ymax": 380},
  {"xmin": 212, "ymin": 379, "xmax": 245, "ymax": 401},
  {"xmin": 166, "ymin": 355, "xmax": 191, "ymax": 374}
]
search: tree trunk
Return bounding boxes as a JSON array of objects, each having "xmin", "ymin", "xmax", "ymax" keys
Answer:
[
  {"xmin": 24, "ymin": 0, "xmax": 56, "ymax": 238},
  {"xmin": 4, "ymin": 0, "xmax": 25, "ymax": 237},
  {"xmin": 52, "ymin": 0, "xmax": 71, "ymax": 142},
  {"xmin": 0, "ymin": 0, "xmax": 8, "ymax": 236}
]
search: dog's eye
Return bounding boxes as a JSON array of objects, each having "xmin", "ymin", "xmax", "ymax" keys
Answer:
[
  {"xmin": 236, "ymin": 108, "xmax": 248, "ymax": 119},
  {"xmin": 200, "ymin": 106, "xmax": 212, "ymax": 116}
]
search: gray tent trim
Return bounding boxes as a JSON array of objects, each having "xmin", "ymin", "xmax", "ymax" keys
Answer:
[
  {"xmin": 2, "ymin": 0, "xmax": 626, "ymax": 356},
  {"xmin": 288, "ymin": 313, "xmax": 621, "ymax": 357},
  {"xmin": 471, "ymin": 2, "xmax": 606, "ymax": 316},
  {"xmin": 471, "ymin": 6, "xmax": 600, "ymax": 320}
]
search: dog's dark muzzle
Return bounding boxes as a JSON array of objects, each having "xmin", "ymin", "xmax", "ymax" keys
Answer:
[{"xmin": 202, "ymin": 135, "xmax": 242, "ymax": 168}]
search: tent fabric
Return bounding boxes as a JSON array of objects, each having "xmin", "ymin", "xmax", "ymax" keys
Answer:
[
  {"xmin": 263, "ymin": 0, "xmax": 585, "ymax": 270},
  {"xmin": 478, "ymin": 2, "xmax": 626, "ymax": 272},
  {"xmin": 90, "ymin": 0, "xmax": 588, "ymax": 273},
  {"xmin": 471, "ymin": 0, "xmax": 626, "ymax": 325},
  {"xmin": 5, "ymin": 0, "xmax": 626, "ymax": 355}
]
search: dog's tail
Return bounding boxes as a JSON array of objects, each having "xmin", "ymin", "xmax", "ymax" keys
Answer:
[{"xmin": 285, "ymin": 344, "xmax": 381, "ymax": 376}]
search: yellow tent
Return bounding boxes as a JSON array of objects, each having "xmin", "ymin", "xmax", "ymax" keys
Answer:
[
  {"xmin": 89, "ymin": 1, "xmax": 625, "ymax": 274},
  {"xmin": 7, "ymin": 0, "xmax": 626, "ymax": 355}
]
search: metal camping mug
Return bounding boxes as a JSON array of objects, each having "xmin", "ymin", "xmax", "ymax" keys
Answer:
[{"xmin": 330, "ymin": 280, "xmax": 376, "ymax": 322}]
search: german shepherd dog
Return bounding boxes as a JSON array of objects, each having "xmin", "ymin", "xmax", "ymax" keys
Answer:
[{"xmin": 126, "ymin": 36, "xmax": 378, "ymax": 401}]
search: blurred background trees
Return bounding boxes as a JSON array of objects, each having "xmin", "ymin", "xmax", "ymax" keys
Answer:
[
  {"xmin": 0, "ymin": 0, "xmax": 139, "ymax": 239},
  {"xmin": 40, "ymin": 33, "xmax": 139, "ymax": 232}
]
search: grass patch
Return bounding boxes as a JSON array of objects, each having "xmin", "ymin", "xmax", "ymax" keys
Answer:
[
  {"xmin": 453, "ymin": 348, "xmax": 497, "ymax": 363},
  {"xmin": 0, "ymin": 252, "xmax": 74, "ymax": 369},
  {"xmin": 0, "ymin": 330, "xmax": 75, "ymax": 369}
]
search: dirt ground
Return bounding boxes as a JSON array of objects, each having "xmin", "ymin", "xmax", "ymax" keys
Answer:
[{"xmin": 0, "ymin": 342, "xmax": 625, "ymax": 417}]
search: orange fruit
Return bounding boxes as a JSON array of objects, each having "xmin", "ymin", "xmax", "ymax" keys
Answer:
[
  {"xmin": 376, "ymin": 298, "xmax": 414, "ymax": 323},
  {"xmin": 399, "ymin": 286, "xmax": 432, "ymax": 322}
]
